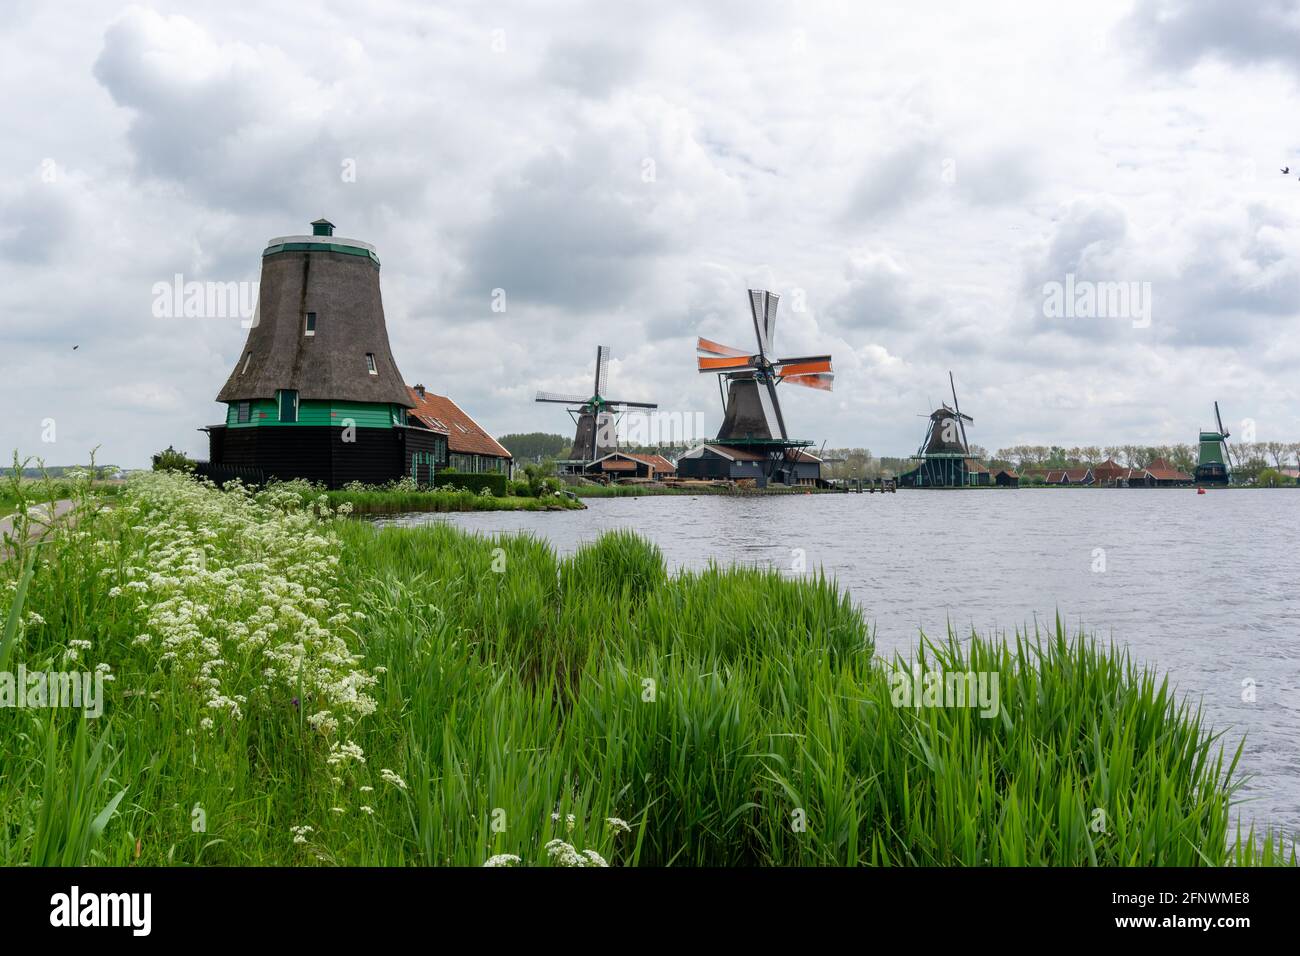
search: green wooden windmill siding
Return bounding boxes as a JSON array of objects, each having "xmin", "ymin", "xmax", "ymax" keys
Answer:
[{"xmin": 224, "ymin": 399, "xmax": 407, "ymax": 429}]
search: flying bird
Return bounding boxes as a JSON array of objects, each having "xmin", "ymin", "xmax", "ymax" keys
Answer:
[
  {"xmin": 72, "ymin": 345, "xmax": 79, "ymax": 350},
  {"xmin": 1283, "ymin": 166, "xmax": 1291, "ymax": 174}
]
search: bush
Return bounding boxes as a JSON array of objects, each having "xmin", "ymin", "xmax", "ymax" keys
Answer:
[
  {"xmin": 151, "ymin": 446, "xmax": 195, "ymax": 473},
  {"xmin": 432, "ymin": 472, "xmax": 508, "ymax": 496}
]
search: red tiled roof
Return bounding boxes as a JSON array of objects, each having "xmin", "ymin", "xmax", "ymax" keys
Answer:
[
  {"xmin": 995, "ymin": 468, "xmax": 1020, "ymax": 479},
  {"xmin": 406, "ymin": 387, "xmax": 511, "ymax": 460},
  {"xmin": 1092, "ymin": 459, "xmax": 1127, "ymax": 480},
  {"xmin": 627, "ymin": 453, "xmax": 676, "ymax": 473},
  {"xmin": 1142, "ymin": 458, "xmax": 1192, "ymax": 481}
]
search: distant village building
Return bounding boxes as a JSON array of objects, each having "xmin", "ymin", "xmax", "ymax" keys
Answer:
[
  {"xmin": 1043, "ymin": 467, "xmax": 1094, "ymax": 485},
  {"xmin": 580, "ymin": 452, "xmax": 676, "ymax": 481},
  {"xmin": 1128, "ymin": 458, "xmax": 1193, "ymax": 487},
  {"xmin": 994, "ymin": 468, "xmax": 1020, "ymax": 487},
  {"xmin": 1090, "ymin": 459, "xmax": 1128, "ymax": 485}
]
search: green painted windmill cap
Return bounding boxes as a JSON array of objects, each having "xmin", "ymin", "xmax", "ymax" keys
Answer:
[{"xmin": 263, "ymin": 220, "xmax": 380, "ymax": 266}]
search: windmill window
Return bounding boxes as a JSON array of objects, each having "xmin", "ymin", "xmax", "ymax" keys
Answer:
[
  {"xmin": 279, "ymin": 389, "xmax": 298, "ymax": 423},
  {"xmin": 237, "ymin": 401, "xmax": 251, "ymax": 424},
  {"xmin": 241, "ymin": 353, "xmax": 252, "ymax": 374},
  {"xmin": 304, "ymin": 312, "xmax": 317, "ymax": 336},
  {"xmin": 366, "ymin": 353, "xmax": 377, "ymax": 375}
]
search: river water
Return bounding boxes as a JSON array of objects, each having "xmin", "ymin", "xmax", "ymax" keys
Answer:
[{"xmin": 379, "ymin": 489, "xmax": 1300, "ymax": 837}]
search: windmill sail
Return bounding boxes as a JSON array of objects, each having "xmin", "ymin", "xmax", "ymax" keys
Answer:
[
  {"xmin": 699, "ymin": 289, "xmax": 832, "ymax": 443},
  {"xmin": 536, "ymin": 345, "xmax": 657, "ymax": 462}
]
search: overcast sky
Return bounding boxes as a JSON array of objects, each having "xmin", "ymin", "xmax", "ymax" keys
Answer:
[{"xmin": 2, "ymin": 0, "xmax": 1299, "ymax": 467}]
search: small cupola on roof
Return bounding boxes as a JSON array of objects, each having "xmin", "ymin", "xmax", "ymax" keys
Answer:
[{"xmin": 311, "ymin": 218, "xmax": 335, "ymax": 236}]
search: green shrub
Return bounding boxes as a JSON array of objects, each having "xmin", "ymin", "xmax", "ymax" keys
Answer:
[
  {"xmin": 432, "ymin": 472, "xmax": 508, "ymax": 496},
  {"xmin": 151, "ymin": 446, "xmax": 195, "ymax": 473}
]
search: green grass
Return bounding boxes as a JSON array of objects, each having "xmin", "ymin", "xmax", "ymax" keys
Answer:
[
  {"xmin": 319, "ymin": 486, "xmax": 583, "ymax": 514},
  {"xmin": 0, "ymin": 471, "xmax": 1292, "ymax": 866},
  {"xmin": 334, "ymin": 488, "xmax": 583, "ymax": 513}
]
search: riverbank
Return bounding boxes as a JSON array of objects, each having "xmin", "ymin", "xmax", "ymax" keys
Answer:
[
  {"xmin": 0, "ymin": 471, "xmax": 1290, "ymax": 866},
  {"xmin": 252, "ymin": 479, "xmax": 584, "ymax": 514},
  {"xmin": 322, "ymin": 486, "xmax": 583, "ymax": 514}
]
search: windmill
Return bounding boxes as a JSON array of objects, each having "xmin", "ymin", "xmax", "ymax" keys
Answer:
[
  {"xmin": 535, "ymin": 345, "xmax": 657, "ymax": 463},
  {"xmin": 696, "ymin": 289, "xmax": 833, "ymax": 444},
  {"xmin": 1193, "ymin": 401, "xmax": 1234, "ymax": 486},
  {"xmin": 898, "ymin": 372, "xmax": 981, "ymax": 487}
]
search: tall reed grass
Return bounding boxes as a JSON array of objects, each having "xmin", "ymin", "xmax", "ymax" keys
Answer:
[{"xmin": 0, "ymin": 472, "xmax": 1291, "ymax": 866}]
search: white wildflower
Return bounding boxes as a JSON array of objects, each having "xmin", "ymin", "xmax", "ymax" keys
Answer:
[{"xmin": 483, "ymin": 854, "xmax": 522, "ymax": 867}]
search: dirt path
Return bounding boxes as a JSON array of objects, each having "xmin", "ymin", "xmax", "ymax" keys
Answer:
[{"xmin": 0, "ymin": 498, "xmax": 77, "ymax": 559}]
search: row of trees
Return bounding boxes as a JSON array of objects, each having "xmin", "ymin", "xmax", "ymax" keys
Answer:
[
  {"xmin": 992, "ymin": 443, "xmax": 1300, "ymax": 478},
  {"xmin": 497, "ymin": 432, "xmax": 571, "ymax": 462},
  {"xmin": 821, "ymin": 443, "xmax": 1298, "ymax": 485}
]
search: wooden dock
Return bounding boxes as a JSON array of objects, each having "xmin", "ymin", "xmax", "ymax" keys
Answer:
[{"xmin": 830, "ymin": 478, "xmax": 897, "ymax": 493}]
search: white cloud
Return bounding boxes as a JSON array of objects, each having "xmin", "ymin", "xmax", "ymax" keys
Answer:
[{"xmin": 1, "ymin": 0, "xmax": 1299, "ymax": 467}]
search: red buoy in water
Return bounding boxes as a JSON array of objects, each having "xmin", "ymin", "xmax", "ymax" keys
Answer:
[{"xmin": 1197, "ymin": 487, "xmax": 1206, "ymax": 494}]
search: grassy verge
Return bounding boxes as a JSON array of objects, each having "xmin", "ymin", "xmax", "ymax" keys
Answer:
[
  {"xmin": 261, "ymin": 480, "xmax": 585, "ymax": 514},
  {"xmin": 324, "ymin": 487, "xmax": 583, "ymax": 514},
  {"xmin": 0, "ymin": 472, "xmax": 1292, "ymax": 866}
]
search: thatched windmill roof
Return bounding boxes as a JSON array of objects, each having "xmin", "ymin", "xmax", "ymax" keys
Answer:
[
  {"xmin": 922, "ymin": 404, "xmax": 970, "ymax": 455},
  {"xmin": 216, "ymin": 221, "xmax": 412, "ymax": 407}
]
